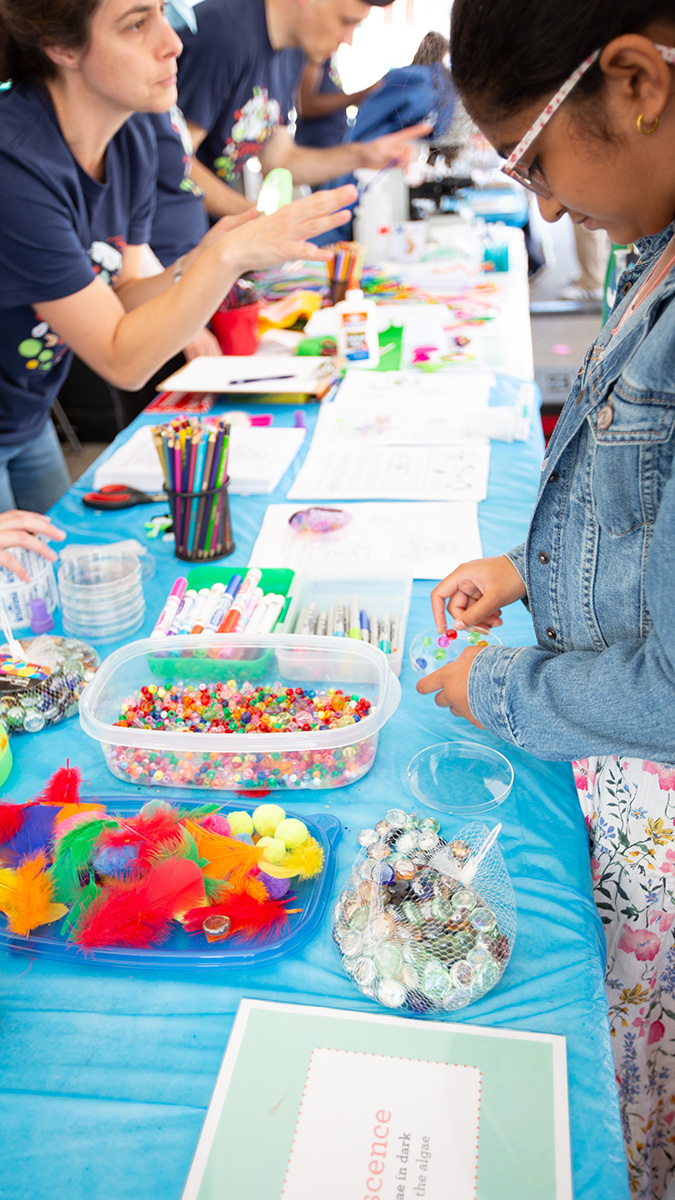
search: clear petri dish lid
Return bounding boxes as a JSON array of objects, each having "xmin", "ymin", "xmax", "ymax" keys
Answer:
[
  {"xmin": 407, "ymin": 739, "xmax": 514, "ymax": 816},
  {"xmin": 410, "ymin": 627, "xmax": 501, "ymax": 676}
]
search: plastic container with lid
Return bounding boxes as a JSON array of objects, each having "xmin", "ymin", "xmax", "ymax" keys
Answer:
[
  {"xmin": 80, "ymin": 633, "xmax": 401, "ymax": 791},
  {"xmin": 0, "ymin": 546, "xmax": 59, "ymax": 630}
]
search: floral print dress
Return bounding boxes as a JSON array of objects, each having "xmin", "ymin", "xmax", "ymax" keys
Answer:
[{"xmin": 575, "ymin": 756, "xmax": 675, "ymax": 1198}]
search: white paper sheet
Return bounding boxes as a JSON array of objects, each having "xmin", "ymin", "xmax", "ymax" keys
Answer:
[
  {"xmin": 248, "ymin": 501, "xmax": 482, "ymax": 580},
  {"xmin": 287, "ymin": 440, "xmax": 490, "ymax": 502},
  {"xmin": 93, "ymin": 424, "xmax": 306, "ymax": 495},
  {"xmin": 317, "ymin": 369, "xmax": 494, "ymax": 444},
  {"xmin": 158, "ymin": 354, "xmax": 336, "ymax": 395},
  {"xmin": 283, "ymin": 1049, "xmax": 481, "ymax": 1200}
]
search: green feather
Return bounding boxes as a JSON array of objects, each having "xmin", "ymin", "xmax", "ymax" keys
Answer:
[
  {"xmin": 203, "ymin": 876, "xmax": 230, "ymax": 903},
  {"xmin": 62, "ymin": 873, "xmax": 99, "ymax": 937},
  {"xmin": 149, "ymin": 826, "xmax": 201, "ymax": 866},
  {"xmin": 175, "ymin": 802, "xmax": 222, "ymax": 822},
  {"xmin": 51, "ymin": 818, "xmax": 117, "ymax": 903}
]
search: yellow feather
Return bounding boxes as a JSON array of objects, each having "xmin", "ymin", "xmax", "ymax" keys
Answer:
[
  {"xmin": 0, "ymin": 852, "xmax": 68, "ymax": 936},
  {"xmin": 260, "ymin": 837, "xmax": 324, "ymax": 880}
]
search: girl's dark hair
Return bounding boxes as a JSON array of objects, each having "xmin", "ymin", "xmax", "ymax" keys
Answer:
[
  {"xmin": 451, "ymin": 0, "xmax": 675, "ymax": 122},
  {"xmin": 412, "ymin": 32, "xmax": 449, "ymax": 67},
  {"xmin": 0, "ymin": 0, "xmax": 101, "ymax": 83}
]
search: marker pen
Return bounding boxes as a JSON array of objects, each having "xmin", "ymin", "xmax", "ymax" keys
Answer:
[
  {"xmin": 369, "ymin": 612, "xmax": 379, "ymax": 647},
  {"xmin": 152, "ymin": 577, "xmax": 187, "ymax": 634},
  {"xmin": 167, "ymin": 589, "xmax": 197, "ymax": 635},
  {"xmin": 359, "ymin": 609, "xmax": 370, "ymax": 642},
  {"xmin": 218, "ymin": 568, "xmax": 262, "ymax": 633},
  {"xmin": 316, "ymin": 611, "xmax": 328, "ymax": 637},
  {"xmin": 257, "ymin": 593, "xmax": 285, "ymax": 633},
  {"xmin": 379, "ymin": 612, "xmax": 392, "ymax": 655},
  {"xmin": 333, "ymin": 601, "xmax": 346, "ymax": 637},
  {"xmin": 348, "ymin": 594, "xmax": 360, "ymax": 639},
  {"xmin": 184, "ymin": 588, "xmax": 212, "ymax": 634},
  {"xmin": 390, "ymin": 613, "xmax": 400, "ymax": 654},
  {"xmin": 300, "ymin": 602, "xmax": 318, "ymax": 635},
  {"xmin": 235, "ymin": 586, "xmax": 264, "ymax": 631},
  {"xmin": 191, "ymin": 582, "xmax": 226, "ymax": 634},
  {"xmin": 246, "ymin": 593, "xmax": 272, "ymax": 635}
]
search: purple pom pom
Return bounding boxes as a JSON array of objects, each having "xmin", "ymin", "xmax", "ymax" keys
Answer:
[{"xmin": 259, "ymin": 870, "xmax": 290, "ymax": 899}]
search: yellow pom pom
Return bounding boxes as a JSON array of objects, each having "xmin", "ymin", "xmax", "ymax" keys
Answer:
[{"xmin": 257, "ymin": 836, "xmax": 287, "ymax": 865}]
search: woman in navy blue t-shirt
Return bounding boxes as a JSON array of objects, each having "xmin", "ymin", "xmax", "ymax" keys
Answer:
[{"xmin": 0, "ymin": 0, "xmax": 355, "ymax": 512}]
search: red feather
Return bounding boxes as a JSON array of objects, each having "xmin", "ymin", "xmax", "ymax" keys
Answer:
[
  {"xmin": 95, "ymin": 808, "xmax": 184, "ymax": 870},
  {"xmin": 183, "ymin": 890, "xmax": 292, "ymax": 942},
  {"xmin": 37, "ymin": 763, "xmax": 82, "ymax": 807},
  {"xmin": 72, "ymin": 858, "xmax": 206, "ymax": 951},
  {"xmin": 0, "ymin": 802, "xmax": 26, "ymax": 845}
]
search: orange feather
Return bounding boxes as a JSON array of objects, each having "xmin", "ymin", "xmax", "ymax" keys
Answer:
[
  {"xmin": 184, "ymin": 820, "xmax": 263, "ymax": 887},
  {"xmin": 0, "ymin": 852, "xmax": 68, "ymax": 936}
]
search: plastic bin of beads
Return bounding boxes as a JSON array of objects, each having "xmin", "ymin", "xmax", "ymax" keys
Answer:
[
  {"xmin": 0, "ymin": 794, "xmax": 341, "ymax": 968},
  {"xmin": 0, "ymin": 635, "xmax": 99, "ymax": 734},
  {"xmin": 79, "ymin": 633, "xmax": 401, "ymax": 790},
  {"xmin": 333, "ymin": 812, "xmax": 516, "ymax": 1014},
  {"xmin": 0, "ymin": 545, "xmax": 59, "ymax": 630},
  {"xmin": 278, "ymin": 574, "xmax": 412, "ymax": 677}
]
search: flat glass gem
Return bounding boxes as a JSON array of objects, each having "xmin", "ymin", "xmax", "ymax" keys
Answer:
[
  {"xmin": 467, "ymin": 946, "xmax": 491, "ymax": 968},
  {"xmin": 391, "ymin": 857, "xmax": 416, "ymax": 880},
  {"xmin": 452, "ymin": 887, "xmax": 478, "ymax": 911},
  {"xmin": 417, "ymin": 831, "xmax": 440, "ymax": 853},
  {"xmin": 377, "ymin": 978, "xmax": 407, "ymax": 1008},
  {"xmin": 374, "ymin": 943, "xmax": 403, "ymax": 976},
  {"xmin": 202, "ymin": 914, "xmax": 231, "ymax": 936},
  {"xmin": 430, "ymin": 897, "xmax": 455, "ymax": 922},
  {"xmin": 370, "ymin": 861, "xmax": 395, "ymax": 885},
  {"xmin": 384, "ymin": 808, "xmax": 408, "ymax": 825},
  {"xmin": 353, "ymin": 956, "xmax": 377, "ymax": 987},
  {"xmin": 434, "ymin": 648, "xmax": 446, "ymax": 661},
  {"xmin": 374, "ymin": 819, "xmax": 390, "ymax": 836},
  {"xmin": 471, "ymin": 906, "xmax": 497, "ymax": 933},
  {"xmin": 357, "ymin": 828, "xmax": 379, "ymax": 847},
  {"xmin": 450, "ymin": 961, "xmax": 475, "ymax": 990},
  {"xmin": 395, "ymin": 831, "xmax": 418, "ymax": 855},
  {"xmin": 449, "ymin": 839, "xmax": 472, "ymax": 863},
  {"xmin": 349, "ymin": 907, "xmax": 368, "ymax": 931},
  {"xmin": 415, "ymin": 657, "xmax": 427, "ymax": 670},
  {"xmin": 370, "ymin": 912, "xmax": 397, "ymax": 940},
  {"xmin": 419, "ymin": 817, "xmax": 441, "ymax": 833},
  {"xmin": 341, "ymin": 928, "xmax": 366, "ymax": 956},
  {"xmin": 367, "ymin": 842, "xmax": 391, "ymax": 860}
]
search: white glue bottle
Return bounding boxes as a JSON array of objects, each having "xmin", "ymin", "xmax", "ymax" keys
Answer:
[{"xmin": 334, "ymin": 288, "xmax": 380, "ymax": 369}]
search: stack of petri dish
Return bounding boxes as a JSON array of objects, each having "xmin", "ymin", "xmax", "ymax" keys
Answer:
[{"xmin": 58, "ymin": 550, "xmax": 145, "ymax": 643}]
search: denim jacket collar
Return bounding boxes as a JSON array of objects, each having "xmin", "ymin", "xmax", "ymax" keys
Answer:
[{"xmin": 541, "ymin": 221, "xmax": 675, "ymax": 478}]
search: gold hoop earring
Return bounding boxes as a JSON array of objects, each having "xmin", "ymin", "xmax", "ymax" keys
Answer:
[{"xmin": 637, "ymin": 113, "xmax": 659, "ymax": 135}]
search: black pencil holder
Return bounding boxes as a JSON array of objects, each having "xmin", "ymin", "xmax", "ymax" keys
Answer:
[{"xmin": 165, "ymin": 476, "xmax": 235, "ymax": 562}]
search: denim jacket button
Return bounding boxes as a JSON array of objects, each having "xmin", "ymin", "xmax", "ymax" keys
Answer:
[
  {"xmin": 597, "ymin": 404, "xmax": 613, "ymax": 431},
  {"xmin": 546, "ymin": 627, "xmax": 557, "ymax": 639},
  {"xmin": 622, "ymin": 280, "xmax": 633, "ymax": 296},
  {"xmin": 538, "ymin": 551, "xmax": 550, "ymax": 564},
  {"xmin": 548, "ymin": 470, "xmax": 559, "ymax": 484}
]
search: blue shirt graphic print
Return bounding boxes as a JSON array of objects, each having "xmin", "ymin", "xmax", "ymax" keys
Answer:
[{"xmin": 0, "ymin": 82, "xmax": 156, "ymax": 444}]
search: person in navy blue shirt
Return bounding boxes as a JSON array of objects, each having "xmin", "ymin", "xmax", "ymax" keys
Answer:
[
  {"xmin": 0, "ymin": 0, "xmax": 357, "ymax": 512},
  {"xmin": 295, "ymin": 54, "xmax": 379, "ymax": 149},
  {"xmin": 176, "ymin": 0, "xmax": 430, "ymax": 220}
]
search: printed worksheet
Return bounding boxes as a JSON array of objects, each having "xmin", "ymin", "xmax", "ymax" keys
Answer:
[{"xmin": 286, "ymin": 441, "xmax": 490, "ymax": 502}]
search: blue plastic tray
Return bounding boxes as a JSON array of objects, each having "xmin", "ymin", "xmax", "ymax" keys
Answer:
[{"xmin": 0, "ymin": 794, "xmax": 341, "ymax": 969}]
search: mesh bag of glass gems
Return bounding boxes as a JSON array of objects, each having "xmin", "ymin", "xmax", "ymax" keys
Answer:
[
  {"xmin": 0, "ymin": 635, "xmax": 99, "ymax": 734},
  {"xmin": 333, "ymin": 809, "xmax": 516, "ymax": 1015}
]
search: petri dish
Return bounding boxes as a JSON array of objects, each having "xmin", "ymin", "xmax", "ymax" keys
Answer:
[
  {"xmin": 410, "ymin": 627, "xmax": 501, "ymax": 676},
  {"xmin": 407, "ymin": 739, "xmax": 514, "ymax": 816}
]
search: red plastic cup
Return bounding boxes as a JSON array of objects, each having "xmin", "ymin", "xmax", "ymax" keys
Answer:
[{"xmin": 210, "ymin": 302, "xmax": 260, "ymax": 355}]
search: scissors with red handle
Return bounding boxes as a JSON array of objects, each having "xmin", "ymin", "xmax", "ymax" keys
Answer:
[{"xmin": 82, "ymin": 484, "xmax": 165, "ymax": 510}]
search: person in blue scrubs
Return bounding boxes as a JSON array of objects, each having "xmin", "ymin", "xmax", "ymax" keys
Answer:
[{"xmin": 0, "ymin": 0, "xmax": 356, "ymax": 511}]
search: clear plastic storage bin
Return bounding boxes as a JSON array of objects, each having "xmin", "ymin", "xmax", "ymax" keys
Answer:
[{"xmin": 79, "ymin": 633, "xmax": 401, "ymax": 791}]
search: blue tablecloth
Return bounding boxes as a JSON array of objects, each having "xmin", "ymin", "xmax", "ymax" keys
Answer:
[{"xmin": 0, "ymin": 384, "xmax": 629, "ymax": 1199}]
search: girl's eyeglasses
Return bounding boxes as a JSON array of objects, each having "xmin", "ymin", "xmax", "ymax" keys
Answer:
[{"xmin": 502, "ymin": 42, "xmax": 675, "ymax": 199}]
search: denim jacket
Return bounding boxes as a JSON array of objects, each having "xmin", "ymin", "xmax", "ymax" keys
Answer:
[{"xmin": 468, "ymin": 222, "xmax": 675, "ymax": 762}]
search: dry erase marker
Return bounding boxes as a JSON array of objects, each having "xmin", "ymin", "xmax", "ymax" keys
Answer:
[
  {"xmin": 359, "ymin": 609, "xmax": 370, "ymax": 642},
  {"xmin": 176, "ymin": 588, "xmax": 207, "ymax": 635},
  {"xmin": 246, "ymin": 593, "xmax": 272, "ymax": 634},
  {"xmin": 191, "ymin": 582, "xmax": 226, "ymax": 634},
  {"xmin": 152, "ymin": 577, "xmax": 187, "ymax": 634},
  {"xmin": 300, "ymin": 601, "xmax": 318, "ymax": 635},
  {"xmin": 327, "ymin": 606, "xmax": 335, "ymax": 637},
  {"xmin": 235, "ymin": 586, "xmax": 264, "ymax": 631},
  {"xmin": 379, "ymin": 612, "xmax": 392, "ymax": 655},
  {"xmin": 168, "ymin": 589, "xmax": 197, "ymax": 635},
  {"xmin": 218, "ymin": 568, "xmax": 261, "ymax": 632},
  {"xmin": 391, "ymin": 613, "xmax": 401, "ymax": 654},
  {"xmin": 333, "ymin": 602, "xmax": 346, "ymax": 637},
  {"xmin": 369, "ymin": 612, "xmax": 379, "ymax": 647},
  {"xmin": 316, "ymin": 610, "xmax": 328, "ymax": 636},
  {"xmin": 348, "ymin": 594, "xmax": 360, "ymax": 639},
  {"xmin": 258, "ymin": 593, "xmax": 285, "ymax": 633},
  {"xmin": 185, "ymin": 588, "xmax": 212, "ymax": 634}
]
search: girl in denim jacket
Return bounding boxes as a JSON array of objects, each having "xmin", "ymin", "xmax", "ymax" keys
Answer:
[{"xmin": 417, "ymin": 3, "xmax": 675, "ymax": 1195}]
